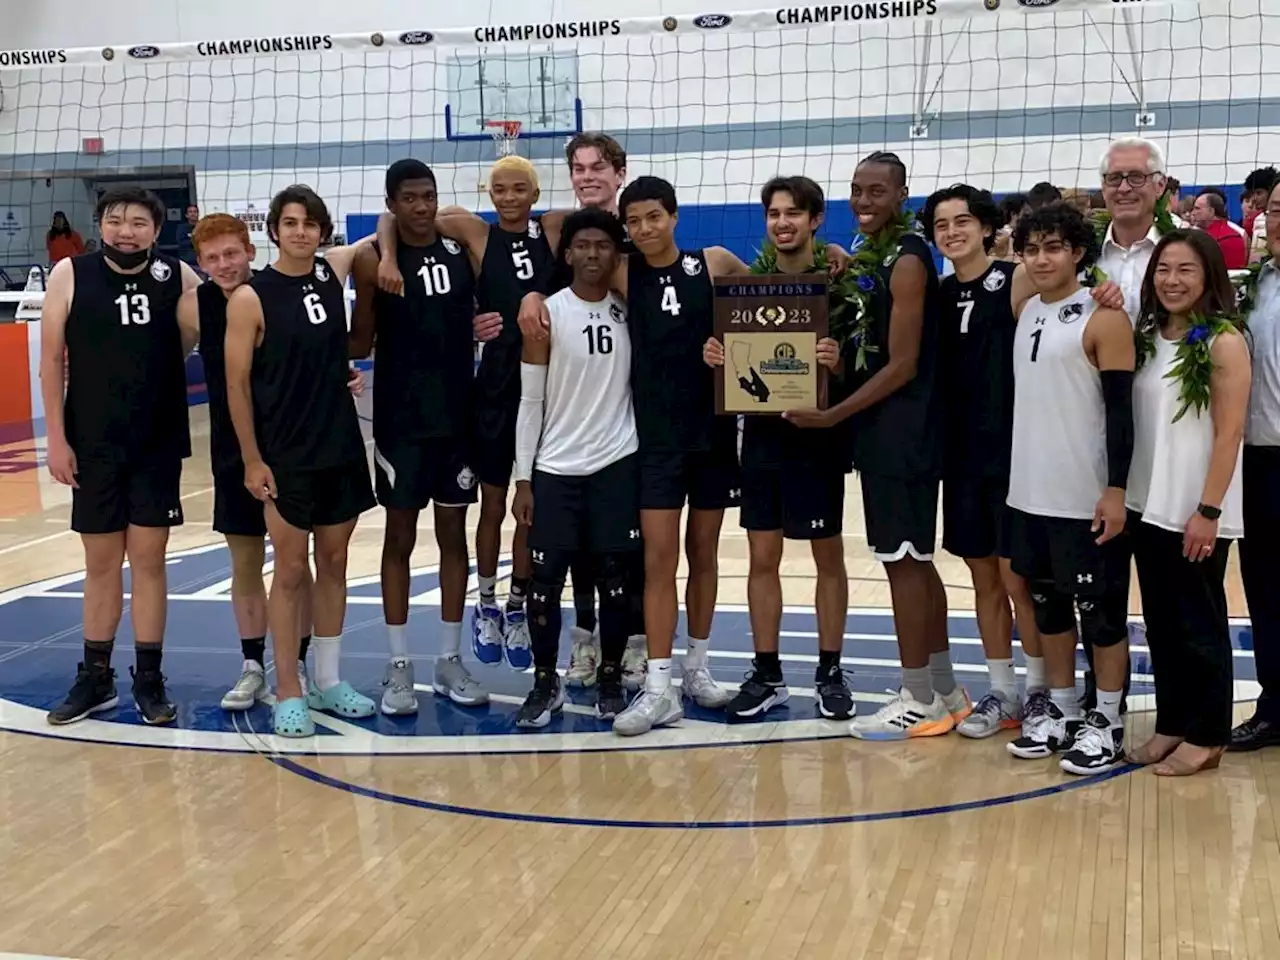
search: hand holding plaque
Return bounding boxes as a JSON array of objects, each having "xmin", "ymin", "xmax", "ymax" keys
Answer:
[{"xmin": 713, "ymin": 275, "xmax": 829, "ymax": 415}]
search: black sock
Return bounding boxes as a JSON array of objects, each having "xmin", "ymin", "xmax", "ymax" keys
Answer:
[
  {"xmin": 135, "ymin": 642, "xmax": 163, "ymax": 675},
  {"xmin": 818, "ymin": 649, "xmax": 842, "ymax": 672},
  {"xmin": 298, "ymin": 634, "xmax": 311, "ymax": 663},
  {"xmin": 756, "ymin": 650, "xmax": 782, "ymax": 679},
  {"xmin": 84, "ymin": 638, "xmax": 114, "ymax": 671},
  {"xmin": 507, "ymin": 576, "xmax": 529, "ymax": 610},
  {"xmin": 241, "ymin": 636, "xmax": 267, "ymax": 667}
]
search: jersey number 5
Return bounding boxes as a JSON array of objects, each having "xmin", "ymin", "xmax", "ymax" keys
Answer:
[
  {"xmin": 418, "ymin": 262, "xmax": 452, "ymax": 296},
  {"xmin": 114, "ymin": 293, "xmax": 151, "ymax": 326},
  {"xmin": 582, "ymin": 324, "xmax": 613, "ymax": 355},
  {"xmin": 660, "ymin": 286, "xmax": 681, "ymax": 316},
  {"xmin": 512, "ymin": 249, "xmax": 535, "ymax": 281},
  {"xmin": 303, "ymin": 292, "xmax": 328, "ymax": 325}
]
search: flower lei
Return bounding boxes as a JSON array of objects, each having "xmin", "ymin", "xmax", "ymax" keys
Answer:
[
  {"xmin": 1235, "ymin": 257, "xmax": 1269, "ymax": 316},
  {"xmin": 1085, "ymin": 192, "xmax": 1178, "ymax": 288},
  {"xmin": 1134, "ymin": 311, "xmax": 1241, "ymax": 422},
  {"xmin": 832, "ymin": 209, "xmax": 915, "ymax": 370}
]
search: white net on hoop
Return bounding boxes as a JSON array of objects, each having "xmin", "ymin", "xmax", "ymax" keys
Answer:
[{"xmin": 485, "ymin": 121, "xmax": 523, "ymax": 158}]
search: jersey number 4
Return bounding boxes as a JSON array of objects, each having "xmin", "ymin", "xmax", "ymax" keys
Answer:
[
  {"xmin": 660, "ymin": 286, "xmax": 681, "ymax": 316},
  {"xmin": 114, "ymin": 293, "xmax": 151, "ymax": 326},
  {"xmin": 418, "ymin": 262, "xmax": 453, "ymax": 296},
  {"xmin": 582, "ymin": 324, "xmax": 614, "ymax": 355}
]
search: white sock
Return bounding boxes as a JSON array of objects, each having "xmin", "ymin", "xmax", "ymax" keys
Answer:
[
  {"xmin": 477, "ymin": 575, "xmax": 497, "ymax": 606},
  {"xmin": 645, "ymin": 658, "xmax": 672, "ymax": 695},
  {"xmin": 439, "ymin": 620, "xmax": 463, "ymax": 661},
  {"xmin": 1096, "ymin": 687, "xmax": 1124, "ymax": 725},
  {"xmin": 685, "ymin": 637, "xmax": 709, "ymax": 670},
  {"xmin": 1023, "ymin": 654, "xmax": 1047, "ymax": 694},
  {"xmin": 313, "ymin": 634, "xmax": 342, "ymax": 691},
  {"xmin": 1050, "ymin": 686, "xmax": 1079, "ymax": 717},
  {"xmin": 987, "ymin": 658, "xmax": 1017, "ymax": 698},
  {"xmin": 387, "ymin": 623, "xmax": 408, "ymax": 662}
]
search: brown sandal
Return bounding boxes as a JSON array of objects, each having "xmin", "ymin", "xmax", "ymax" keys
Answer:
[
  {"xmin": 1153, "ymin": 747, "xmax": 1225, "ymax": 777},
  {"xmin": 1126, "ymin": 737, "xmax": 1182, "ymax": 766}
]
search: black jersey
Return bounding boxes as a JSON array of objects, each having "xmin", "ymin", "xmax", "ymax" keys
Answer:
[
  {"xmin": 251, "ymin": 260, "xmax": 364, "ymax": 471},
  {"xmin": 547, "ymin": 211, "xmax": 636, "ymax": 295},
  {"xmin": 196, "ymin": 278, "xmax": 246, "ymax": 474},
  {"xmin": 371, "ymin": 235, "xmax": 476, "ymax": 443},
  {"xmin": 842, "ymin": 232, "xmax": 944, "ymax": 479},
  {"xmin": 474, "ymin": 218, "xmax": 555, "ymax": 411},
  {"xmin": 940, "ymin": 260, "xmax": 1018, "ymax": 478},
  {"xmin": 64, "ymin": 252, "xmax": 190, "ymax": 464},
  {"xmin": 628, "ymin": 249, "xmax": 734, "ymax": 454}
]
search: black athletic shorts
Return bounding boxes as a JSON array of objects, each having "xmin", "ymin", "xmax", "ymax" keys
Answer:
[
  {"xmin": 529, "ymin": 453, "xmax": 642, "ymax": 554},
  {"xmin": 71, "ymin": 458, "xmax": 184, "ymax": 535},
  {"xmin": 1007, "ymin": 507, "xmax": 1132, "ymax": 597},
  {"xmin": 740, "ymin": 465, "xmax": 844, "ymax": 540},
  {"xmin": 640, "ymin": 449, "xmax": 742, "ymax": 512},
  {"xmin": 471, "ymin": 398, "xmax": 517, "ymax": 490},
  {"xmin": 860, "ymin": 473, "xmax": 939, "ymax": 561},
  {"xmin": 272, "ymin": 458, "xmax": 375, "ymax": 531},
  {"xmin": 943, "ymin": 473, "xmax": 1011, "ymax": 560},
  {"xmin": 213, "ymin": 466, "xmax": 266, "ymax": 538},
  {"xmin": 374, "ymin": 437, "xmax": 479, "ymax": 511}
]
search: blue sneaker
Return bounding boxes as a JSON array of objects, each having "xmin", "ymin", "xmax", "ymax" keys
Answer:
[
  {"xmin": 503, "ymin": 606, "xmax": 532, "ymax": 672},
  {"xmin": 472, "ymin": 601, "xmax": 503, "ymax": 665}
]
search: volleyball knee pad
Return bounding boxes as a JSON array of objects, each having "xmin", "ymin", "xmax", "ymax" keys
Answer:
[
  {"xmin": 1077, "ymin": 590, "xmax": 1129, "ymax": 649},
  {"xmin": 1030, "ymin": 583, "xmax": 1076, "ymax": 636}
]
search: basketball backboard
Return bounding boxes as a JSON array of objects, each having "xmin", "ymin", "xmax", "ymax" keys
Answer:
[{"xmin": 444, "ymin": 50, "xmax": 583, "ymax": 146}]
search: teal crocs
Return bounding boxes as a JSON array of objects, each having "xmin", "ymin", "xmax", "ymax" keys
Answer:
[
  {"xmin": 273, "ymin": 697, "xmax": 315, "ymax": 738},
  {"xmin": 310, "ymin": 680, "xmax": 376, "ymax": 719}
]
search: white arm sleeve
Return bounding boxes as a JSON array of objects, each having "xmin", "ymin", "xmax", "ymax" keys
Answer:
[{"xmin": 513, "ymin": 362, "xmax": 548, "ymax": 483}]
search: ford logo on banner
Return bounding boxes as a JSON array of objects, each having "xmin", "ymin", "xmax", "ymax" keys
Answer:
[
  {"xmin": 128, "ymin": 45, "xmax": 161, "ymax": 59},
  {"xmin": 693, "ymin": 13, "xmax": 733, "ymax": 28},
  {"xmin": 398, "ymin": 31, "xmax": 434, "ymax": 45},
  {"xmin": 1016, "ymin": 0, "xmax": 1059, "ymax": 7}
]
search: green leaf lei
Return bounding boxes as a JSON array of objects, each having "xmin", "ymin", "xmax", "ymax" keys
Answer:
[
  {"xmin": 1235, "ymin": 257, "xmax": 1270, "ymax": 317},
  {"xmin": 1134, "ymin": 311, "xmax": 1241, "ymax": 423},
  {"xmin": 830, "ymin": 209, "xmax": 916, "ymax": 370},
  {"xmin": 1086, "ymin": 193, "xmax": 1178, "ymax": 288},
  {"xmin": 750, "ymin": 236, "xmax": 828, "ymax": 276}
]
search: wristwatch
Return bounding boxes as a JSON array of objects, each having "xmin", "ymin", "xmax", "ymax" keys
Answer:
[{"xmin": 1197, "ymin": 503, "xmax": 1222, "ymax": 521}]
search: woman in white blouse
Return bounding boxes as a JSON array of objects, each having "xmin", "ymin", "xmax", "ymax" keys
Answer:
[{"xmin": 1126, "ymin": 229, "xmax": 1251, "ymax": 776}]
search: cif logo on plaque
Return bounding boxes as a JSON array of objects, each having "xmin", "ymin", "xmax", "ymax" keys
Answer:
[{"xmin": 714, "ymin": 275, "xmax": 829, "ymax": 414}]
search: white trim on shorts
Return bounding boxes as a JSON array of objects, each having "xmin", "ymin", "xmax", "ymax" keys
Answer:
[{"xmin": 873, "ymin": 541, "xmax": 935, "ymax": 563}]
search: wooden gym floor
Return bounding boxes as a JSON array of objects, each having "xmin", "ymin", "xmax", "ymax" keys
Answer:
[{"xmin": 0, "ymin": 399, "xmax": 1277, "ymax": 960}]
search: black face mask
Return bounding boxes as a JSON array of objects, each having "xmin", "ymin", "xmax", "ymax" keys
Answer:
[{"xmin": 102, "ymin": 244, "xmax": 152, "ymax": 270}]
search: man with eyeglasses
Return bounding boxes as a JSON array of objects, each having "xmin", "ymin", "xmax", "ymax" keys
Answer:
[{"xmin": 1094, "ymin": 136, "xmax": 1168, "ymax": 324}]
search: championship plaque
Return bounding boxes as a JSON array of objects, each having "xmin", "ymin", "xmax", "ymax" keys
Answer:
[{"xmin": 714, "ymin": 275, "xmax": 828, "ymax": 415}]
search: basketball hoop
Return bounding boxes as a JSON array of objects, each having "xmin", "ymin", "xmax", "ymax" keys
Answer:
[{"xmin": 485, "ymin": 119, "xmax": 522, "ymax": 157}]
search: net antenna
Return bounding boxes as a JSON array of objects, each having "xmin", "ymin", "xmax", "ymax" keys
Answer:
[{"xmin": 485, "ymin": 119, "xmax": 523, "ymax": 157}]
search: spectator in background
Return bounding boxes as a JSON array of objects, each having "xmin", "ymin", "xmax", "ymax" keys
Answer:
[
  {"xmin": 1164, "ymin": 177, "xmax": 1182, "ymax": 210},
  {"xmin": 991, "ymin": 192, "xmax": 1029, "ymax": 260},
  {"xmin": 1061, "ymin": 188, "xmax": 1092, "ymax": 215},
  {"xmin": 1243, "ymin": 167, "xmax": 1278, "ymax": 263},
  {"xmin": 175, "ymin": 204, "xmax": 199, "ymax": 266},
  {"xmin": 1026, "ymin": 181, "xmax": 1062, "ymax": 210},
  {"xmin": 45, "ymin": 211, "xmax": 84, "ymax": 264},
  {"xmin": 1191, "ymin": 190, "xmax": 1248, "ymax": 269}
]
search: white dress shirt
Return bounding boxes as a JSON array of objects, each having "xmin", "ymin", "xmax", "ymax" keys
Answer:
[
  {"xmin": 1097, "ymin": 222, "xmax": 1161, "ymax": 325},
  {"xmin": 1247, "ymin": 261, "xmax": 1280, "ymax": 447}
]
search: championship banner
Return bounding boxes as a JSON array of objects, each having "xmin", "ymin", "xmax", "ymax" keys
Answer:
[
  {"xmin": 714, "ymin": 275, "xmax": 829, "ymax": 415},
  {"xmin": 0, "ymin": 0, "xmax": 1176, "ymax": 70}
]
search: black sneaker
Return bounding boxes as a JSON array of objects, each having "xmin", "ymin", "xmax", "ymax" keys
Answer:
[
  {"xmin": 1059, "ymin": 709, "xmax": 1125, "ymax": 776},
  {"xmin": 47, "ymin": 662, "xmax": 118, "ymax": 725},
  {"xmin": 815, "ymin": 663, "xmax": 854, "ymax": 720},
  {"xmin": 1007, "ymin": 697, "xmax": 1083, "ymax": 760},
  {"xmin": 725, "ymin": 661, "xmax": 789, "ymax": 720},
  {"xmin": 516, "ymin": 667, "xmax": 565, "ymax": 729},
  {"xmin": 131, "ymin": 666, "xmax": 177, "ymax": 726},
  {"xmin": 595, "ymin": 662, "xmax": 628, "ymax": 720}
]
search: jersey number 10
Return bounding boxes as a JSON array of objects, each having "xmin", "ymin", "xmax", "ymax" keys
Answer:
[{"xmin": 418, "ymin": 262, "xmax": 453, "ymax": 296}]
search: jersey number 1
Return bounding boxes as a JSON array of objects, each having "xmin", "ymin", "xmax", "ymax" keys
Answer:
[
  {"xmin": 114, "ymin": 293, "xmax": 151, "ymax": 326},
  {"xmin": 582, "ymin": 324, "xmax": 613, "ymax": 355},
  {"xmin": 1029, "ymin": 328, "xmax": 1043, "ymax": 362},
  {"xmin": 418, "ymin": 263, "xmax": 452, "ymax": 296}
]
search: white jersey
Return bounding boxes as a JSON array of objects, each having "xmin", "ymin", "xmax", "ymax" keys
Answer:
[
  {"xmin": 535, "ymin": 287, "xmax": 638, "ymax": 476},
  {"xmin": 1128, "ymin": 331, "xmax": 1243, "ymax": 538},
  {"xmin": 1007, "ymin": 286, "xmax": 1106, "ymax": 520}
]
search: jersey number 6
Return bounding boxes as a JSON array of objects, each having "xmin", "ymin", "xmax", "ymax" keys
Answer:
[{"xmin": 303, "ymin": 292, "xmax": 328, "ymax": 325}]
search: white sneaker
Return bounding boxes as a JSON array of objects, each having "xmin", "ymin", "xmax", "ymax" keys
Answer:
[
  {"xmin": 681, "ymin": 664, "xmax": 731, "ymax": 709},
  {"xmin": 564, "ymin": 626, "xmax": 601, "ymax": 688},
  {"xmin": 849, "ymin": 688, "xmax": 955, "ymax": 741},
  {"xmin": 956, "ymin": 690, "xmax": 1023, "ymax": 739},
  {"xmin": 380, "ymin": 658, "xmax": 419, "ymax": 716},
  {"xmin": 613, "ymin": 686, "xmax": 684, "ymax": 737},
  {"xmin": 621, "ymin": 635, "xmax": 647, "ymax": 692},
  {"xmin": 221, "ymin": 660, "xmax": 268, "ymax": 711},
  {"xmin": 940, "ymin": 686, "xmax": 973, "ymax": 724}
]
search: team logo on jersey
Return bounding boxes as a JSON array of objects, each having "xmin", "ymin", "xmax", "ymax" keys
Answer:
[
  {"xmin": 1058, "ymin": 302, "xmax": 1084, "ymax": 324},
  {"xmin": 442, "ymin": 237, "xmax": 461, "ymax": 255},
  {"xmin": 682, "ymin": 255, "xmax": 702, "ymax": 276},
  {"xmin": 983, "ymin": 269, "xmax": 1007, "ymax": 292},
  {"xmin": 457, "ymin": 466, "xmax": 477, "ymax": 490},
  {"xmin": 527, "ymin": 220, "xmax": 542, "ymax": 239},
  {"xmin": 609, "ymin": 302, "xmax": 626, "ymax": 324},
  {"xmin": 314, "ymin": 261, "xmax": 330, "ymax": 282},
  {"xmin": 149, "ymin": 259, "xmax": 172, "ymax": 282}
]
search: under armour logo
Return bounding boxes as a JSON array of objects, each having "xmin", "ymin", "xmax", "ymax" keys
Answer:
[
  {"xmin": 1077, "ymin": 573, "xmax": 1094, "ymax": 584},
  {"xmin": 811, "ymin": 519, "xmax": 824, "ymax": 529},
  {"xmin": 610, "ymin": 586, "xmax": 623, "ymax": 598},
  {"xmin": 1035, "ymin": 317, "xmax": 1047, "ymax": 326},
  {"xmin": 629, "ymin": 529, "xmax": 640, "ymax": 539},
  {"xmin": 533, "ymin": 591, "xmax": 546, "ymax": 603},
  {"xmin": 532, "ymin": 550, "xmax": 545, "ymax": 563},
  {"xmin": 124, "ymin": 282, "xmax": 138, "ymax": 291},
  {"xmin": 659, "ymin": 275, "xmax": 672, "ymax": 285},
  {"xmin": 167, "ymin": 508, "xmax": 179, "ymax": 519},
  {"xmin": 729, "ymin": 488, "xmax": 741, "ymax": 500},
  {"xmin": 960, "ymin": 290, "xmax": 972, "ymax": 300},
  {"xmin": 423, "ymin": 256, "xmax": 436, "ymax": 264},
  {"xmin": 302, "ymin": 283, "xmax": 314, "ymax": 292},
  {"xmin": 589, "ymin": 311, "xmax": 601, "ymax": 320}
]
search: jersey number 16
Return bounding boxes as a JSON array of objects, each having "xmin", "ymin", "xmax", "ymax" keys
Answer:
[{"xmin": 582, "ymin": 324, "xmax": 614, "ymax": 355}]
